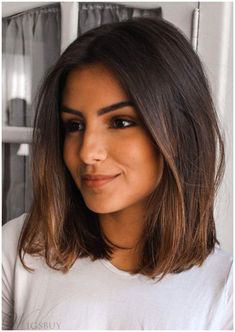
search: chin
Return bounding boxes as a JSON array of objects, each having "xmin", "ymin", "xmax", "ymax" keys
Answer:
[
  {"xmin": 85, "ymin": 203, "xmax": 119, "ymax": 214},
  {"xmin": 83, "ymin": 197, "xmax": 125, "ymax": 214}
]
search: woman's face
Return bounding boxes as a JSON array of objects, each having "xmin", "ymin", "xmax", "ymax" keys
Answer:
[{"xmin": 61, "ymin": 64, "xmax": 163, "ymax": 214}]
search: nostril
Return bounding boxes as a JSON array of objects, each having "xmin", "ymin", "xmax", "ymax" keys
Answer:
[{"xmin": 79, "ymin": 146, "xmax": 107, "ymax": 164}]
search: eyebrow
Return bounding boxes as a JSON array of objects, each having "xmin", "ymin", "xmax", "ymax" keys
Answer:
[{"xmin": 61, "ymin": 101, "xmax": 135, "ymax": 117}]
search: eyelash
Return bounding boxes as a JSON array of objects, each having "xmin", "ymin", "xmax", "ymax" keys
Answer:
[{"xmin": 62, "ymin": 118, "xmax": 136, "ymax": 133}]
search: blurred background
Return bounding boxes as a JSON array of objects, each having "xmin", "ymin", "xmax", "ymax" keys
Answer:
[{"xmin": 2, "ymin": 2, "xmax": 233, "ymax": 255}]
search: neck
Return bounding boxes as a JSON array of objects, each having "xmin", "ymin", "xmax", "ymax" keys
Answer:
[{"xmin": 99, "ymin": 204, "xmax": 146, "ymax": 272}]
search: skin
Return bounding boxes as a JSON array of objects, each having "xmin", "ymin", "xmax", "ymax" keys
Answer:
[{"xmin": 61, "ymin": 63, "xmax": 163, "ymax": 272}]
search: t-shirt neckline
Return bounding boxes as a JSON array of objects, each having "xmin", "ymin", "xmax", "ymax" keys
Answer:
[
  {"xmin": 99, "ymin": 259, "xmax": 161, "ymax": 283},
  {"xmin": 99, "ymin": 259, "xmax": 140, "ymax": 279}
]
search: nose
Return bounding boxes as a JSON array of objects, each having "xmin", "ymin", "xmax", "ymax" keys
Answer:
[{"xmin": 79, "ymin": 129, "xmax": 107, "ymax": 165}]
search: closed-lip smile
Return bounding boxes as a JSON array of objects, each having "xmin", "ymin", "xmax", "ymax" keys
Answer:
[{"xmin": 81, "ymin": 173, "xmax": 121, "ymax": 188}]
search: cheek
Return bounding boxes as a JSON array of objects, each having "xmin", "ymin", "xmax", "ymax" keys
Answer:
[
  {"xmin": 113, "ymin": 135, "xmax": 161, "ymax": 185},
  {"xmin": 123, "ymin": 137, "xmax": 158, "ymax": 169},
  {"xmin": 129, "ymin": 149, "xmax": 161, "ymax": 199}
]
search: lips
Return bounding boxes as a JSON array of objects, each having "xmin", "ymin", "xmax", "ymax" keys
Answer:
[{"xmin": 81, "ymin": 174, "xmax": 120, "ymax": 188}]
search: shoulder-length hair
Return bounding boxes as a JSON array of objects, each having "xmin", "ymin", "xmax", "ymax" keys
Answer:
[{"xmin": 19, "ymin": 17, "xmax": 224, "ymax": 279}]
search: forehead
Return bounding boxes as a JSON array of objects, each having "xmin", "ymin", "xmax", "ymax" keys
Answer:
[
  {"xmin": 62, "ymin": 64, "xmax": 128, "ymax": 103},
  {"xmin": 61, "ymin": 64, "xmax": 135, "ymax": 119}
]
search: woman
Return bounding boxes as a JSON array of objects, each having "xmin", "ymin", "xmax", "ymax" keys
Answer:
[{"xmin": 3, "ymin": 17, "xmax": 232, "ymax": 330}]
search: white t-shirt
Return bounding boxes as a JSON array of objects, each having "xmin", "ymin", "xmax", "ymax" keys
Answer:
[{"xmin": 2, "ymin": 214, "xmax": 233, "ymax": 330}]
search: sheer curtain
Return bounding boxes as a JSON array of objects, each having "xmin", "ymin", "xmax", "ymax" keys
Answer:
[
  {"xmin": 2, "ymin": 3, "xmax": 61, "ymax": 224},
  {"xmin": 78, "ymin": 2, "xmax": 162, "ymax": 35}
]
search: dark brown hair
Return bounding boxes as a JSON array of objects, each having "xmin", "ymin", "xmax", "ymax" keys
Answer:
[{"xmin": 19, "ymin": 17, "xmax": 225, "ymax": 279}]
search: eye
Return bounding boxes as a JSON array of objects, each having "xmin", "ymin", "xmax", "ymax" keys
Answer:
[
  {"xmin": 111, "ymin": 118, "xmax": 136, "ymax": 129},
  {"xmin": 63, "ymin": 121, "xmax": 85, "ymax": 133}
]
